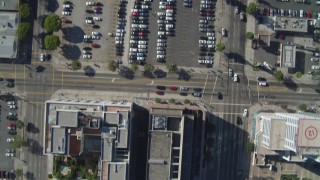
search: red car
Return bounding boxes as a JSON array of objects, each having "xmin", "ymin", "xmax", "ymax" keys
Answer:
[
  {"xmin": 167, "ymin": 5, "xmax": 174, "ymax": 9},
  {"xmin": 132, "ymin": 12, "xmax": 138, "ymax": 16},
  {"xmin": 93, "ymin": 6, "xmax": 102, "ymax": 10},
  {"xmin": 91, "ymin": 44, "xmax": 100, "ymax": 48},
  {"xmin": 156, "ymin": 91, "xmax": 164, "ymax": 95},
  {"xmin": 62, "ymin": 19, "xmax": 72, "ymax": 23},
  {"xmin": 168, "ymin": 86, "xmax": 177, "ymax": 91},
  {"xmin": 306, "ymin": 11, "xmax": 311, "ymax": 18},
  {"xmin": 138, "ymin": 32, "xmax": 145, "ymax": 36},
  {"xmin": 265, "ymin": 8, "xmax": 270, "ymax": 16}
]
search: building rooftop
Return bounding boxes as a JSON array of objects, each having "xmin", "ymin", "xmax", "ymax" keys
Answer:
[
  {"xmin": 51, "ymin": 127, "xmax": 67, "ymax": 154},
  {"xmin": 105, "ymin": 112, "xmax": 119, "ymax": 125},
  {"xmin": 269, "ymin": 119, "xmax": 286, "ymax": 150},
  {"xmin": 152, "ymin": 116, "xmax": 167, "ymax": 130},
  {"xmin": 102, "ymin": 126, "xmax": 117, "ymax": 161},
  {"xmin": 57, "ymin": 111, "xmax": 79, "ymax": 127},
  {"xmin": 101, "ymin": 162, "xmax": 128, "ymax": 180},
  {"xmin": 0, "ymin": 0, "xmax": 19, "ymax": 11},
  {"xmin": 281, "ymin": 45, "xmax": 296, "ymax": 68},
  {"xmin": 297, "ymin": 119, "xmax": 320, "ymax": 149},
  {"xmin": 117, "ymin": 129, "xmax": 128, "ymax": 149},
  {"xmin": 274, "ymin": 16, "xmax": 308, "ymax": 33},
  {"xmin": 147, "ymin": 131, "xmax": 172, "ymax": 180},
  {"xmin": 0, "ymin": 12, "xmax": 18, "ymax": 59},
  {"xmin": 68, "ymin": 135, "xmax": 82, "ymax": 155}
]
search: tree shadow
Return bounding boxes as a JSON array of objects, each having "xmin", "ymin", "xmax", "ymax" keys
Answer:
[
  {"xmin": 119, "ymin": 66, "xmax": 135, "ymax": 80},
  {"xmin": 84, "ymin": 66, "xmax": 96, "ymax": 77},
  {"xmin": 61, "ymin": 44, "xmax": 81, "ymax": 60},
  {"xmin": 62, "ymin": 26, "xmax": 85, "ymax": 44},
  {"xmin": 142, "ymin": 71, "xmax": 154, "ymax": 79},
  {"xmin": 43, "ymin": 0, "xmax": 59, "ymax": 13},
  {"xmin": 283, "ymin": 78, "xmax": 298, "ymax": 91},
  {"xmin": 153, "ymin": 69, "xmax": 167, "ymax": 78},
  {"xmin": 177, "ymin": 68, "xmax": 191, "ymax": 81}
]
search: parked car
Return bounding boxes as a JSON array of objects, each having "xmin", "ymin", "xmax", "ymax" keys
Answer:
[
  {"xmin": 192, "ymin": 92, "xmax": 202, "ymax": 97},
  {"xmin": 7, "ymin": 138, "xmax": 14, "ymax": 143},
  {"xmin": 243, "ymin": 109, "xmax": 248, "ymax": 117}
]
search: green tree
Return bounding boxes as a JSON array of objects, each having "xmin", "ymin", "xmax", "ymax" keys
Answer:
[
  {"xmin": 295, "ymin": 72, "xmax": 302, "ymax": 78},
  {"xmin": 19, "ymin": 3, "xmax": 31, "ymax": 19},
  {"xmin": 274, "ymin": 70, "xmax": 284, "ymax": 81},
  {"xmin": 183, "ymin": 99, "xmax": 190, "ymax": 104},
  {"xmin": 16, "ymin": 169, "xmax": 23, "ymax": 177},
  {"xmin": 107, "ymin": 61, "xmax": 118, "ymax": 72},
  {"xmin": 48, "ymin": 174, "xmax": 53, "ymax": 179},
  {"xmin": 166, "ymin": 64, "xmax": 178, "ymax": 74},
  {"xmin": 246, "ymin": 32, "xmax": 254, "ymax": 39},
  {"xmin": 71, "ymin": 60, "xmax": 81, "ymax": 71},
  {"xmin": 169, "ymin": 98, "xmax": 175, "ymax": 104},
  {"xmin": 155, "ymin": 98, "xmax": 161, "ymax": 103},
  {"xmin": 312, "ymin": 70, "xmax": 320, "ymax": 84},
  {"xmin": 16, "ymin": 120, "xmax": 24, "ymax": 129},
  {"xmin": 16, "ymin": 22, "xmax": 31, "ymax": 40},
  {"xmin": 144, "ymin": 63, "xmax": 155, "ymax": 72},
  {"xmin": 246, "ymin": 142, "xmax": 254, "ymax": 152},
  {"xmin": 246, "ymin": 2, "xmax": 258, "ymax": 15},
  {"xmin": 44, "ymin": 35, "xmax": 60, "ymax": 50},
  {"xmin": 216, "ymin": 43, "xmax": 225, "ymax": 52},
  {"xmin": 281, "ymin": 104, "xmax": 288, "ymax": 110},
  {"xmin": 44, "ymin": 14, "xmax": 61, "ymax": 33},
  {"xmin": 13, "ymin": 136, "xmax": 27, "ymax": 149},
  {"xmin": 131, "ymin": 64, "xmax": 139, "ymax": 72},
  {"xmin": 298, "ymin": 104, "xmax": 307, "ymax": 111}
]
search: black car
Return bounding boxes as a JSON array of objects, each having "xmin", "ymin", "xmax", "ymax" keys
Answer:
[
  {"xmin": 192, "ymin": 92, "xmax": 202, "ymax": 97},
  {"xmin": 7, "ymin": 116, "xmax": 17, "ymax": 121},
  {"xmin": 7, "ymin": 82, "xmax": 14, "ymax": 88},
  {"xmin": 8, "ymin": 129, "xmax": 17, "ymax": 135},
  {"xmin": 86, "ymin": 17, "xmax": 93, "ymax": 20},
  {"xmin": 83, "ymin": 47, "xmax": 92, "ymax": 51},
  {"xmin": 236, "ymin": 117, "xmax": 242, "ymax": 125},
  {"xmin": 217, "ymin": 92, "xmax": 223, "ymax": 100},
  {"xmin": 193, "ymin": 88, "xmax": 203, "ymax": 92},
  {"xmin": 158, "ymin": 35, "xmax": 166, "ymax": 39},
  {"xmin": 63, "ymin": 8, "xmax": 71, "ymax": 12},
  {"xmin": 92, "ymin": 24, "xmax": 100, "ymax": 29},
  {"xmin": 156, "ymin": 86, "xmax": 166, "ymax": 90},
  {"xmin": 35, "ymin": 65, "xmax": 45, "ymax": 72},
  {"xmin": 179, "ymin": 92, "xmax": 188, "ymax": 96},
  {"xmin": 86, "ymin": 9, "xmax": 94, "ymax": 14}
]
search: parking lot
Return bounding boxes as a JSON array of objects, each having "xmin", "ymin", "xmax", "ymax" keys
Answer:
[
  {"xmin": 0, "ymin": 98, "xmax": 17, "ymax": 174},
  {"xmin": 58, "ymin": 0, "xmax": 120, "ymax": 63}
]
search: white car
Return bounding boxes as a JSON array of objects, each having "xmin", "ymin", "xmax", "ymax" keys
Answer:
[
  {"xmin": 166, "ymin": 12, "xmax": 173, "ymax": 17},
  {"xmin": 138, "ymin": 49, "xmax": 147, "ymax": 53},
  {"xmin": 130, "ymin": 40, "xmax": 138, "ymax": 44},
  {"xmin": 157, "ymin": 55, "xmax": 165, "ymax": 59},
  {"xmin": 93, "ymin": 17, "xmax": 102, "ymax": 21},
  {"xmin": 83, "ymin": 55, "xmax": 92, "ymax": 59},
  {"xmin": 138, "ymin": 41, "xmax": 147, "ymax": 45},
  {"xmin": 137, "ymin": 57, "xmax": 145, "ymax": 61},
  {"xmin": 158, "ymin": 31, "xmax": 166, "ymax": 35},
  {"xmin": 157, "ymin": 20, "xmax": 165, "ymax": 24},
  {"xmin": 158, "ymin": 12, "xmax": 166, "ymax": 16},
  {"xmin": 63, "ymin": 4, "xmax": 71, "ymax": 8},
  {"xmin": 85, "ymin": 20, "xmax": 94, "ymax": 24},
  {"xmin": 115, "ymin": 41, "xmax": 123, "ymax": 44},
  {"xmin": 7, "ymin": 101, "xmax": 15, "ymax": 105},
  {"xmin": 234, "ymin": 74, "xmax": 238, "ymax": 82},
  {"xmin": 157, "ymin": 43, "xmax": 166, "ymax": 47},
  {"xmin": 142, "ymin": 5, "xmax": 149, "ymax": 9},
  {"xmin": 7, "ymin": 138, "xmax": 14, "ymax": 143},
  {"xmin": 166, "ymin": 9, "xmax": 174, "ymax": 13},
  {"xmin": 157, "ymin": 39, "xmax": 166, "ymax": 43},
  {"xmin": 131, "ymin": 24, "xmax": 139, "ymax": 28},
  {"xmin": 131, "ymin": 9, "xmax": 138, "ymax": 12},
  {"xmin": 166, "ymin": 16, "xmax": 173, "ymax": 21},
  {"xmin": 86, "ymin": 2, "xmax": 96, "ymax": 6},
  {"xmin": 222, "ymin": 28, "xmax": 226, "ymax": 36},
  {"xmin": 166, "ymin": 24, "xmax": 174, "ymax": 29},
  {"xmin": 205, "ymin": 60, "xmax": 213, "ymax": 64},
  {"xmin": 207, "ymin": 41, "xmax": 215, "ymax": 45},
  {"xmin": 62, "ymin": 11, "xmax": 71, "ymax": 16},
  {"xmin": 91, "ymin": 31, "xmax": 99, "ymax": 35},
  {"xmin": 8, "ymin": 112, "xmax": 17, "ymax": 116},
  {"xmin": 314, "ymin": 52, "xmax": 320, "ymax": 57},
  {"xmin": 139, "ymin": 24, "xmax": 148, "ymax": 29},
  {"xmin": 92, "ymin": 35, "xmax": 100, "ymax": 40},
  {"xmin": 40, "ymin": 53, "xmax": 45, "ymax": 61},
  {"xmin": 208, "ymin": 36, "xmax": 215, "ymax": 41},
  {"xmin": 243, "ymin": 109, "xmax": 248, "ymax": 117},
  {"xmin": 199, "ymin": 40, "xmax": 207, "ymax": 44},
  {"xmin": 311, "ymin": 57, "xmax": 319, "ymax": 62},
  {"xmin": 159, "ymin": 2, "xmax": 167, "ymax": 6},
  {"xmin": 198, "ymin": 60, "xmax": 205, "ymax": 64},
  {"xmin": 300, "ymin": 10, "xmax": 304, "ymax": 17},
  {"xmin": 84, "ymin": 35, "xmax": 91, "ymax": 39},
  {"xmin": 138, "ymin": 45, "xmax": 147, "ymax": 49},
  {"xmin": 157, "ymin": 51, "xmax": 165, "ymax": 55},
  {"xmin": 312, "ymin": 65, "xmax": 320, "ymax": 70},
  {"xmin": 207, "ymin": 32, "xmax": 215, "ymax": 37},
  {"xmin": 116, "ymin": 29, "xmax": 124, "ymax": 33},
  {"xmin": 116, "ymin": 33, "xmax": 123, "ymax": 37}
]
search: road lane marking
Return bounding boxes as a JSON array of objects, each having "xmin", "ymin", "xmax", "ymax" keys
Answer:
[
  {"xmin": 31, "ymin": 61, "xmax": 52, "ymax": 65},
  {"xmin": 29, "ymin": 101, "xmax": 45, "ymax": 104},
  {"xmin": 210, "ymin": 102, "xmax": 251, "ymax": 106},
  {"xmin": 26, "ymin": 92, "xmax": 52, "ymax": 95},
  {"xmin": 63, "ymin": 75, "xmax": 115, "ymax": 79}
]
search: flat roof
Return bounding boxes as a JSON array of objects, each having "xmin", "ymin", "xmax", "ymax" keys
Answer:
[
  {"xmin": 117, "ymin": 129, "xmax": 128, "ymax": 149},
  {"xmin": 101, "ymin": 162, "xmax": 127, "ymax": 180},
  {"xmin": 281, "ymin": 45, "xmax": 296, "ymax": 68},
  {"xmin": 147, "ymin": 131, "xmax": 172, "ymax": 180},
  {"xmin": 297, "ymin": 119, "xmax": 320, "ymax": 148},
  {"xmin": 102, "ymin": 126, "xmax": 117, "ymax": 161},
  {"xmin": 105, "ymin": 112, "xmax": 119, "ymax": 125},
  {"xmin": 68, "ymin": 135, "xmax": 82, "ymax": 155},
  {"xmin": 51, "ymin": 127, "xmax": 67, "ymax": 154},
  {"xmin": 269, "ymin": 119, "xmax": 286, "ymax": 150},
  {"xmin": 274, "ymin": 16, "xmax": 308, "ymax": 33},
  {"xmin": 0, "ymin": 12, "xmax": 18, "ymax": 58},
  {"xmin": 0, "ymin": 0, "xmax": 19, "ymax": 11},
  {"xmin": 57, "ymin": 111, "xmax": 78, "ymax": 127}
]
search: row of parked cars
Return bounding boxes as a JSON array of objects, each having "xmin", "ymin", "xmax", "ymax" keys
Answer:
[
  {"xmin": 198, "ymin": 0, "xmax": 216, "ymax": 65},
  {"xmin": 155, "ymin": 0, "xmax": 177, "ymax": 63},
  {"xmin": 155, "ymin": 85, "xmax": 204, "ymax": 97},
  {"xmin": 260, "ymin": 7, "xmax": 313, "ymax": 19},
  {"xmin": 83, "ymin": 2, "xmax": 104, "ymax": 59},
  {"xmin": 0, "ymin": 171, "xmax": 15, "ymax": 179},
  {"xmin": 128, "ymin": 0, "xmax": 151, "ymax": 64},
  {"xmin": 62, "ymin": 1, "xmax": 73, "ymax": 16},
  {"xmin": 115, "ymin": 0, "xmax": 128, "ymax": 57}
]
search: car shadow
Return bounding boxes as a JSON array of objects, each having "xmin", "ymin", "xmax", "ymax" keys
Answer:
[
  {"xmin": 177, "ymin": 68, "xmax": 191, "ymax": 81},
  {"xmin": 43, "ymin": 0, "xmax": 59, "ymax": 13}
]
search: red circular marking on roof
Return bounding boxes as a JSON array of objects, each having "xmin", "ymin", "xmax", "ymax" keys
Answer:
[{"xmin": 305, "ymin": 126, "xmax": 318, "ymax": 140}]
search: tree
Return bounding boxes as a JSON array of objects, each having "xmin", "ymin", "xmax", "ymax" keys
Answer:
[
  {"xmin": 16, "ymin": 169, "xmax": 23, "ymax": 177},
  {"xmin": 166, "ymin": 64, "xmax": 178, "ymax": 74},
  {"xmin": 216, "ymin": 43, "xmax": 225, "ymax": 52},
  {"xmin": 155, "ymin": 98, "xmax": 161, "ymax": 103},
  {"xmin": 274, "ymin": 70, "xmax": 284, "ymax": 81},
  {"xmin": 298, "ymin": 104, "xmax": 307, "ymax": 111},
  {"xmin": 19, "ymin": 3, "xmax": 31, "ymax": 19},
  {"xmin": 16, "ymin": 23, "xmax": 31, "ymax": 40},
  {"xmin": 107, "ymin": 61, "xmax": 118, "ymax": 72},
  {"xmin": 13, "ymin": 136, "xmax": 27, "ymax": 149},
  {"xmin": 44, "ymin": 35, "xmax": 60, "ymax": 50},
  {"xmin": 246, "ymin": 32, "xmax": 254, "ymax": 40},
  {"xmin": 169, "ymin": 98, "xmax": 175, "ymax": 104},
  {"xmin": 183, "ymin": 99, "xmax": 190, "ymax": 104},
  {"xmin": 281, "ymin": 104, "xmax": 288, "ymax": 110},
  {"xmin": 246, "ymin": 142, "xmax": 254, "ymax": 152},
  {"xmin": 71, "ymin": 60, "xmax": 81, "ymax": 71},
  {"xmin": 144, "ymin": 63, "xmax": 155, "ymax": 72},
  {"xmin": 246, "ymin": 2, "xmax": 258, "ymax": 15},
  {"xmin": 131, "ymin": 64, "xmax": 139, "ymax": 72},
  {"xmin": 312, "ymin": 70, "xmax": 320, "ymax": 84},
  {"xmin": 118, "ymin": 66, "xmax": 134, "ymax": 79},
  {"xmin": 48, "ymin": 174, "xmax": 53, "ymax": 179},
  {"xmin": 44, "ymin": 14, "xmax": 61, "ymax": 33},
  {"xmin": 16, "ymin": 120, "xmax": 24, "ymax": 129}
]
